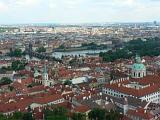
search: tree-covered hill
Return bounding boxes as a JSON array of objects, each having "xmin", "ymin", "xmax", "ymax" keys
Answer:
[{"xmin": 100, "ymin": 37, "xmax": 160, "ymax": 62}]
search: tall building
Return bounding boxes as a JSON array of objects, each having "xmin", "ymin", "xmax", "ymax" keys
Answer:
[
  {"xmin": 42, "ymin": 65, "xmax": 54, "ymax": 87},
  {"xmin": 42, "ymin": 65, "xmax": 48, "ymax": 86},
  {"xmin": 34, "ymin": 65, "xmax": 40, "ymax": 78},
  {"xmin": 28, "ymin": 42, "xmax": 33, "ymax": 59}
]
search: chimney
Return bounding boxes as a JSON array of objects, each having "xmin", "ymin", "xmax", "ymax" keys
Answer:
[{"xmin": 144, "ymin": 109, "xmax": 147, "ymax": 114}]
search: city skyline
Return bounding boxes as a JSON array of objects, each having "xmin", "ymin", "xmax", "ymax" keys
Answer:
[{"xmin": 0, "ymin": 0, "xmax": 160, "ymax": 24}]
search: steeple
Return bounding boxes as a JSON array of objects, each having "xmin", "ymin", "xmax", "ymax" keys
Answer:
[
  {"xmin": 28, "ymin": 42, "xmax": 33, "ymax": 59},
  {"xmin": 42, "ymin": 64, "xmax": 48, "ymax": 86},
  {"xmin": 43, "ymin": 64, "xmax": 47, "ymax": 74},
  {"xmin": 34, "ymin": 65, "xmax": 40, "ymax": 78}
]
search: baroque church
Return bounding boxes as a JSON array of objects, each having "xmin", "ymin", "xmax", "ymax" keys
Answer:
[{"xmin": 34, "ymin": 64, "xmax": 54, "ymax": 87}]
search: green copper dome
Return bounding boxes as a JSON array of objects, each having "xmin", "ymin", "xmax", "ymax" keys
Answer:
[
  {"xmin": 132, "ymin": 63, "xmax": 146, "ymax": 71},
  {"xmin": 132, "ymin": 54, "xmax": 146, "ymax": 71}
]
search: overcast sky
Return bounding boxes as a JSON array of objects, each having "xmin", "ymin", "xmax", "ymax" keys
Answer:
[{"xmin": 0, "ymin": 0, "xmax": 160, "ymax": 24}]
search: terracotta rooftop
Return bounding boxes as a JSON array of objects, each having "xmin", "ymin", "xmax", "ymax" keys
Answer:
[
  {"xmin": 74, "ymin": 105, "xmax": 90, "ymax": 113},
  {"xmin": 127, "ymin": 108, "xmax": 154, "ymax": 120}
]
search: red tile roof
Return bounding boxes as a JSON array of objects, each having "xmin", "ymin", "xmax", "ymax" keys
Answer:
[
  {"xmin": 74, "ymin": 105, "xmax": 90, "ymax": 113},
  {"xmin": 127, "ymin": 108, "xmax": 154, "ymax": 119},
  {"xmin": 105, "ymin": 83, "xmax": 159, "ymax": 97},
  {"xmin": 0, "ymin": 94, "xmax": 64, "ymax": 113}
]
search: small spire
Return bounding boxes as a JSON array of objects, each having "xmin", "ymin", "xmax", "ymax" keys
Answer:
[{"xmin": 34, "ymin": 65, "xmax": 38, "ymax": 72}]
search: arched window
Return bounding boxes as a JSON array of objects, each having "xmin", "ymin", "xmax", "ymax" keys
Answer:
[{"xmin": 138, "ymin": 72, "xmax": 141, "ymax": 77}]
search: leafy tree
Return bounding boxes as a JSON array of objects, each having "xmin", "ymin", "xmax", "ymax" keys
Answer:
[
  {"xmin": 0, "ymin": 77, "xmax": 12, "ymax": 85},
  {"xmin": 11, "ymin": 60, "xmax": 26, "ymax": 71},
  {"xmin": 0, "ymin": 68, "xmax": 7, "ymax": 74},
  {"xmin": 72, "ymin": 112, "xmax": 86, "ymax": 120},
  {"xmin": 100, "ymin": 37, "xmax": 160, "ymax": 62},
  {"xmin": 8, "ymin": 85, "xmax": 14, "ymax": 91},
  {"xmin": 88, "ymin": 108, "xmax": 106, "ymax": 120},
  {"xmin": 9, "ymin": 48, "xmax": 22, "ymax": 57},
  {"xmin": 69, "ymin": 59, "xmax": 77, "ymax": 66},
  {"xmin": 1, "ymin": 66, "xmax": 12, "ymax": 71},
  {"xmin": 0, "ymin": 112, "xmax": 25, "ymax": 120},
  {"xmin": 0, "ymin": 114, "xmax": 7, "ymax": 120},
  {"xmin": 58, "ymin": 45, "xmax": 65, "ymax": 49},
  {"xmin": 36, "ymin": 46, "xmax": 46, "ymax": 53},
  {"xmin": 88, "ymin": 108, "xmax": 121, "ymax": 120},
  {"xmin": 64, "ymin": 80, "xmax": 72, "ymax": 85},
  {"xmin": 44, "ymin": 106, "xmax": 68, "ymax": 120},
  {"xmin": 9, "ymin": 112, "xmax": 24, "ymax": 120},
  {"xmin": 23, "ymin": 112, "xmax": 33, "ymax": 120},
  {"xmin": 106, "ymin": 110, "xmax": 121, "ymax": 120}
]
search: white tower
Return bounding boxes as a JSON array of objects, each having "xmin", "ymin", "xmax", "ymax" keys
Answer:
[{"xmin": 42, "ymin": 65, "xmax": 49, "ymax": 86}]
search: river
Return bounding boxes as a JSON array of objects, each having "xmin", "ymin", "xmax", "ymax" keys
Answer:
[{"xmin": 52, "ymin": 49, "xmax": 110, "ymax": 58}]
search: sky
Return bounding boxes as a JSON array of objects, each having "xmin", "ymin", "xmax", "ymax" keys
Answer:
[{"xmin": 0, "ymin": 0, "xmax": 160, "ymax": 24}]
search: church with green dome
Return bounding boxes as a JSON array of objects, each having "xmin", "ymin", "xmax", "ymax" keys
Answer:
[{"xmin": 131, "ymin": 55, "xmax": 146, "ymax": 78}]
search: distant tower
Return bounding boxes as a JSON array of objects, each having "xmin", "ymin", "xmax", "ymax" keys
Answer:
[
  {"xmin": 34, "ymin": 65, "xmax": 40, "ymax": 78},
  {"xmin": 29, "ymin": 42, "xmax": 33, "ymax": 59},
  {"xmin": 131, "ymin": 55, "xmax": 146, "ymax": 78},
  {"xmin": 154, "ymin": 21, "xmax": 157, "ymax": 26},
  {"xmin": 42, "ymin": 65, "xmax": 49, "ymax": 86}
]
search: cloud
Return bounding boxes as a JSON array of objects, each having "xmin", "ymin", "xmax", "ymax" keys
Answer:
[
  {"xmin": 0, "ymin": 0, "xmax": 160, "ymax": 24},
  {"xmin": 0, "ymin": 1, "xmax": 8, "ymax": 12},
  {"xmin": 14, "ymin": 0, "xmax": 42, "ymax": 7}
]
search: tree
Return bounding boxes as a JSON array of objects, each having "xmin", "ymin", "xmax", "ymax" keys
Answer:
[
  {"xmin": 44, "ymin": 106, "xmax": 68, "ymax": 120},
  {"xmin": 106, "ymin": 110, "xmax": 120, "ymax": 120},
  {"xmin": 88, "ymin": 108, "xmax": 121, "ymax": 120},
  {"xmin": 0, "ymin": 114, "xmax": 7, "ymax": 120},
  {"xmin": 11, "ymin": 60, "xmax": 26, "ymax": 71},
  {"xmin": 58, "ymin": 45, "xmax": 65, "ymax": 49},
  {"xmin": 0, "ymin": 67, "xmax": 7, "ymax": 74},
  {"xmin": 9, "ymin": 112, "xmax": 24, "ymax": 120},
  {"xmin": 8, "ymin": 85, "xmax": 14, "ymax": 91},
  {"xmin": 23, "ymin": 112, "xmax": 33, "ymax": 120},
  {"xmin": 0, "ymin": 112, "xmax": 24, "ymax": 120},
  {"xmin": 88, "ymin": 108, "xmax": 106, "ymax": 120},
  {"xmin": 0, "ymin": 77, "xmax": 12, "ymax": 85},
  {"xmin": 100, "ymin": 37, "xmax": 160, "ymax": 62},
  {"xmin": 36, "ymin": 46, "xmax": 46, "ymax": 53},
  {"xmin": 64, "ymin": 80, "xmax": 72, "ymax": 85},
  {"xmin": 9, "ymin": 48, "xmax": 22, "ymax": 57},
  {"xmin": 72, "ymin": 113, "xmax": 86, "ymax": 120}
]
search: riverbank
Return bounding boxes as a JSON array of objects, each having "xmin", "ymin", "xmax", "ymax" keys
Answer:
[
  {"xmin": 52, "ymin": 49, "xmax": 110, "ymax": 58},
  {"xmin": 53, "ymin": 46, "xmax": 109, "ymax": 52}
]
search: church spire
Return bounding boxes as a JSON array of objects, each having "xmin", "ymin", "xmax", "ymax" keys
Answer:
[
  {"xmin": 34, "ymin": 65, "xmax": 40, "ymax": 78},
  {"xmin": 43, "ymin": 64, "xmax": 47, "ymax": 74}
]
